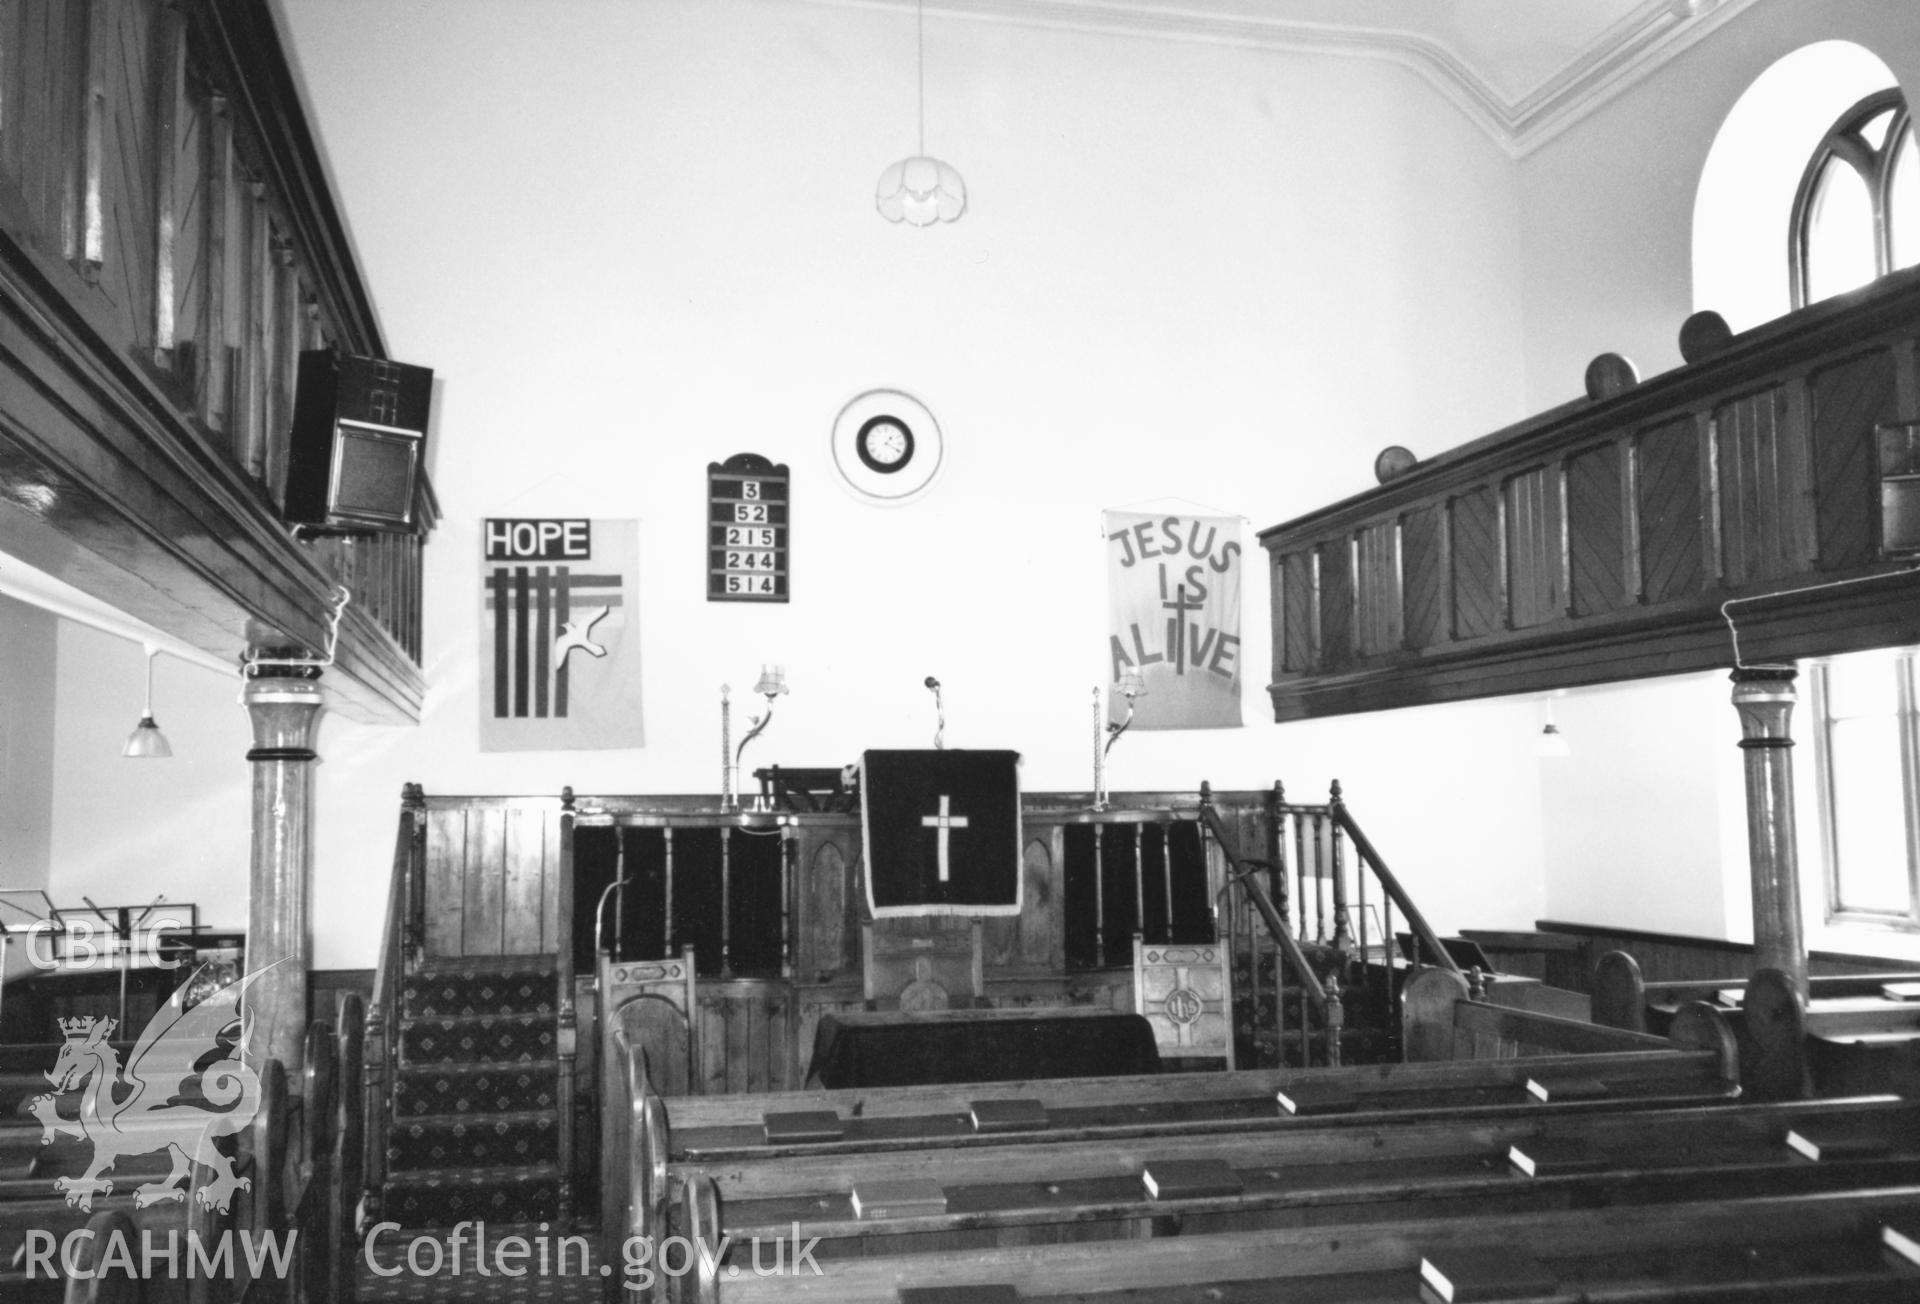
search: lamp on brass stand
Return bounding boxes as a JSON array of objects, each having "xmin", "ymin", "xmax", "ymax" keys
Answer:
[{"xmin": 730, "ymin": 666, "xmax": 788, "ymax": 811}]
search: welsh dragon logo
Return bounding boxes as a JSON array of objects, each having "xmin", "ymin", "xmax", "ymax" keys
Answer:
[{"xmin": 28, "ymin": 965, "xmax": 272, "ymax": 1214}]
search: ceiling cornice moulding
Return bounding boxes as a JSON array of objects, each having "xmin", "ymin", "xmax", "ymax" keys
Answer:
[{"xmin": 806, "ymin": 0, "xmax": 1761, "ymax": 158}]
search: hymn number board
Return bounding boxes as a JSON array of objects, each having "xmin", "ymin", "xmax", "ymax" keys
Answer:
[{"xmin": 707, "ymin": 453, "xmax": 790, "ymax": 602}]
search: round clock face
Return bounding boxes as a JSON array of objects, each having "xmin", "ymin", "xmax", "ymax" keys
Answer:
[
  {"xmin": 831, "ymin": 389, "xmax": 944, "ymax": 503},
  {"xmin": 856, "ymin": 416, "xmax": 915, "ymax": 474}
]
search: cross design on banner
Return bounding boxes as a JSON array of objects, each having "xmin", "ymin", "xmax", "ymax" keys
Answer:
[{"xmin": 920, "ymin": 794, "xmax": 971, "ymax": 882}]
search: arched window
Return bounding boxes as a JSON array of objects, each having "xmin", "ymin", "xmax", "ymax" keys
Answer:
[{"xmin": 1790, "ymin": 88, "xmax": 1920, "ymax": 308}]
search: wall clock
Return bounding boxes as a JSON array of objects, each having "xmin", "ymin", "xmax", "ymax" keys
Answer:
[{"xmin": 831, "ymin": 389, "xmax": 944, "ymax": 503}]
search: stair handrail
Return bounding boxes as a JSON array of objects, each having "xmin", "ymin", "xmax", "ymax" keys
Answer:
[
  {"xmin": 1198, "ymin": 792, "xmax": 1339, "ymax": 1065},
  {"xmin": 363, "ymin": 782, "xmax": 426, "ymax": 1212},
  {"xmin": 1326, "ymin": 783, "xmax": 1460, "ymax": 977}
]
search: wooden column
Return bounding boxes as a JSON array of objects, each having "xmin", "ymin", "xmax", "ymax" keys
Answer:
[
  {"xmin": 1730, "ymin": 665, "xmax": 1808, "ymax": 996},
  {"xmin": 244, "ymin": 669, "xmax": 325, "ymax": 1075}
]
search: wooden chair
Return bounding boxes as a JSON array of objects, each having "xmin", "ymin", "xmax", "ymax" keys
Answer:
[
  {"xmin": 1132, "ymin": 933, "xmax": 1234, "ymax": 1068},
  {"xmin": 600, "ymin": 948, "xmax": 698, "ymax": 1098},
  {"xmin": 861, "ymin": 919, "xmax": 984, "ymax": 1011}
]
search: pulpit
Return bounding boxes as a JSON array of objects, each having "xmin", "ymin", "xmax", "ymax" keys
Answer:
[{"xmin": 861, "ymin": 918, "xmax": 985, "ymax": 1010}]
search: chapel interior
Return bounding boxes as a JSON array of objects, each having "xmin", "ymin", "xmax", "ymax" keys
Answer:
[{"xmin": 5, "ymin": 1, "xmax": 1920, "ymax": 1300}]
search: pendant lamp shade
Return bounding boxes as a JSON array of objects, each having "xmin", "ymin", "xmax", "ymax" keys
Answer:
[
  {"xmin": 877, "ymin": 0, "xmax": 965, "ymax": 225},
  {"xmin": 124, "ymin": 646, "xmax": 173, "ymax": 759},
  {"xmin": 877, "ymin": 156, "xmax": 966, "ymax": 226}
]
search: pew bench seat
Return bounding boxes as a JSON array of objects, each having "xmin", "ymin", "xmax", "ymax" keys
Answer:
[
  {"xmin": 680, "ymin": 1096, "xmax": 1920, "ymax": 1253},
  {"xmin": 697, "ymin": 1185, "xmax": 1920, "ymax": 1303},
  {"xmin": 663, "ymin": 1050, "xmax": 1736, "ymax": 1164}
]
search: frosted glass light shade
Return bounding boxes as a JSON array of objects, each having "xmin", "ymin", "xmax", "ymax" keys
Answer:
[
  {"xmin": 877, "ymin": 156, "xmax": 966, "ymax": 226},
  {"xmin": 124, "ymin": 715, "xmax": 172, "ymax": 759}
]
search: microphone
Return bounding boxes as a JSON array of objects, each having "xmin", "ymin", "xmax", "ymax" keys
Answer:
[{"xmin": 925, "ymin": 677, "xmax": 945, "ymax": 750}]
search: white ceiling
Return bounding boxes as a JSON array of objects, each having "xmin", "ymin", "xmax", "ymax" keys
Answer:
[{"xmin": 833, "ymin": 0, "xmax": 1757, "ymax": 154}]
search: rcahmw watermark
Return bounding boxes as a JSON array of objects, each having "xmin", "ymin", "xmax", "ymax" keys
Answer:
[
  {"xmin": 363, "ymin": 1221, "xmax": 822, "ymax": 1290},
  {"xmin": 23, "ymin": 1228, "xmax": 297, "ymax": 1280}
]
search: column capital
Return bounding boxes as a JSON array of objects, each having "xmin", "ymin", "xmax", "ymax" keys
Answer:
[
  {"xmin": 1730, "ymin": 664, "xmax": 1797, "ymax": 747},
  {"xmin": 243, "ymin": 674, "xmax": 324, "ymax": 761}
]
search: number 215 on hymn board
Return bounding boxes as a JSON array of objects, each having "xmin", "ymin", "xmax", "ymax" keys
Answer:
[{"xmin": 707, "ymin": 454, "xmax": 790, "ymax": 602}]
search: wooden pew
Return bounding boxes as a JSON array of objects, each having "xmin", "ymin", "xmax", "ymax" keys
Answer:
[
  {"xmin": 1400, "ymin": 964, "xmax": 1740, "ymax": 1068},
  {"xmin": 667, "ymin": 1094, "xmax": 1920, "ymax": 1268},
  {"xmin": 610, "ymin": 1009, "xmax": 1739, "ymax": 1287},
  {"xmin": 1593, "ymin": 949, "xmax": 1920, "ymax": 1035},
  {"xmin": 1595, "ymin": 953, "xmax": 1920, "ymax": 1099},
  {"xmin": 0, "ymin": 1042, "xmax": 311, "ymax": 1304},
  {"xmin": 690, "ymin": 1185, "xmax": 1920, "ymax": 1303}
]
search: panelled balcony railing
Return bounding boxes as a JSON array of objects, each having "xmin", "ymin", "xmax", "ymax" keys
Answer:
[
  {"xmin": 1259, "ymin": 271, "xmax": 1920, "ymax": 721},
  {"xmin": 0, "ymin": 0, "xmax": 432, "ymax": 715}
]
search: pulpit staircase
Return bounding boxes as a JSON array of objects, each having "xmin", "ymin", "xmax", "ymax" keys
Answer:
[
  {"xmin": 1200, "ymin": 780, "xmax": 1462, "ymax": 1069},
  {"xmin": 377, "ymin": 955, "xmax": 567, "ymax": 1226},
  {"xmin": 363, "ymin": 787, "xmax": 578, "ymax": 1241}
]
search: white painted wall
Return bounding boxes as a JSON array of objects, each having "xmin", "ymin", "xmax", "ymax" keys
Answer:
[
  {"xmin": 46, "ymin": 624, "xmax": 252, "ymax": 932},
  {"xmin": 253, "ymin": 0, "xmax": 1538, "ymax": 967},
  {"xmin": 0, "ymin": 595, "xmax": 56, "ymax": 900}
]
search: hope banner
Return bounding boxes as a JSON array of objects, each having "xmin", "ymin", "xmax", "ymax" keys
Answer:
[
  {"xmin": 1104, "ymin": 511, "xmax": 1243, "ymax": 730},
  {"xmin": 480, "ymin": 518, "xmax": 645, "ymax": 751}
]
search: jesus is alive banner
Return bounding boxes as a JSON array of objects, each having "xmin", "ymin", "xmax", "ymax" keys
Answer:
[
  {"xmin": 480, "ymin": 517, "xmax": 644, "ymax": 751},
  {"xmin": 1104, "ymin": 511, "xmax": 1243, "ymax": 730}
]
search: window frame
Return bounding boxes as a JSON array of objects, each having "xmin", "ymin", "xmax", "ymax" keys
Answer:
[
  {"xmin": 1789, "ymin": 87, "xmax": 1913, "ymax": 310},
  {"xmin": 1807, "ymin": 647, "xmax": 1920, "ymax": 933}
]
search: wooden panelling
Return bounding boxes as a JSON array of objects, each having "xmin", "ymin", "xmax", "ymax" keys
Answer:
[
  {"xmin": 1715, "ymin": 385, "xmax": 1809, "ymax": 586},
  {"xmin": 1810, "ymin": 349, "xmax": 1898, "ymax": 571},
  {"xmin": 1534, "ymin": 920, "xmax": 1920, "ymax": 993},
  {"xmin": 1449, "ymin": 488, "xmax": 1502, "ymax": 638},
  {"xmin": 1400, "ymin": 503, "xmax": 1447, "ymax": 650},
  {"xmin": 423, "ymin": 803, "xmax": 564, "ymax": 960},
  {"xmin": 1634, "ymin": 415, "xmax": 1704, "ymax": 605},
  {"xmin": 697, "ymin": 981, "xmax": 795, "ymax": 1095},
  {"xmin": 1260, "ymin": 270, "xmax": 1920, "ymax": 720},
  {"xmin": 87, "ymin": 0, "xmax": 161, "ymax": 348},
  {"xmin": 0, "ymin": 2, "xmax": 90, "ymax": 253},
  {"xmin": 1353, "ymin": 522, "xmax": 1401, "ymax": 656},
  {"xmin": 1316, "ymin": 540, "xmax": 1352, "ymax": 668},
  {"xmin": 1279, "ymin": 551, "xmax": 1315, "ymax": 673},
  {"xmin": 1567, "ymin": 442, "xmax": 1627, "ymax": 618},
  {"xmin": 1504, "ymin": 465, "xmax": 1564, "ymax": 628}
]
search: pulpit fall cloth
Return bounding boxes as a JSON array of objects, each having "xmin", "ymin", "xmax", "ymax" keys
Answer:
[{"xmin": 862, "ymin": 750, "xmax": 1023, "ymax": 917}]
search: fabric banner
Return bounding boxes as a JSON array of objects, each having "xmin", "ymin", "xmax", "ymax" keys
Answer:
[
  {"xmin": 1104, "ymin": 511, "xmax": 1243, "ymax": 730},
  {"xmin": 480, "ymin": 518, "xmax": 644, "ymax": 751},
  {"xmin": 862, "ymin": 750, "xmax": 1023, "ymax": 917}
]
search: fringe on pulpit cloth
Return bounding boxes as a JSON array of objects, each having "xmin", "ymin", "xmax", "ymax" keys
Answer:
[{"xmin": 862, "ymin": 749, "xmax": 1023, "ymax": 918}]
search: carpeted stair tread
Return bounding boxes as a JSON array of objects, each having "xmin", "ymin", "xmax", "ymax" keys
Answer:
[
  {"xmin": 381, "ymin": 1163, "xmax": 562, "ymax": 1226},
  {"xmin": 403, "ymin": 963, "xmax": 559, "ymax": 1020},
  {"xmin": 394, "ymin": 1063, "xmax": 559, "ymax": 1116},
  {"xmin": 387, "ymin": 1110, "xmax": 559, "ymax": 1171},
  {"xmin": 380, "ymin": 952, "xmax": 569, "ymax": 1229},
  {"xmin": 399, "ymin": 1014, "xmax": 557, "ymax": 1066}
]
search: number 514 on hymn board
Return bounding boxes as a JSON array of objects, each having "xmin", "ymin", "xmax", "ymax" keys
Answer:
[{"xmin": 707, "ymin": 453, "xmax": 790, "ymax": 602}]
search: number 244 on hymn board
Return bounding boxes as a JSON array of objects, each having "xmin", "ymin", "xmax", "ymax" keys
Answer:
[{"xmin": 707, "ymin": 453, "xmax": 790, "ymax": 602}]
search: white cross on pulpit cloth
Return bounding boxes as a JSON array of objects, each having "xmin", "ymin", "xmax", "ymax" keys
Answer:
[{"xmin": 920, "ymin": 794, "xmax": 971, "ymax": 881}]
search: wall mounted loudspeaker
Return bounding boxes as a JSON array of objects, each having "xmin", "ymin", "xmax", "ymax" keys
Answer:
[{"xmin": 285, "ymin": 350, "xmax": 434, "ymax": 533}]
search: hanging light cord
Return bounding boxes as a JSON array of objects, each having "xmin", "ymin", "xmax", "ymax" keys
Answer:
[
  {"xmin": 1721, "ymin": 567, "xmax": 1920, "ymax": 670},
  {"xmin": 917, "ymin": 0, "xmax": 926, "ymax": 156},
  {"xmin": 242, "ymin": 586, "xmax": 351, "ymax": 676},
  {"xmin": 141, "ymin": 646, "xmax": 159, "ymax": 718}
]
